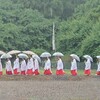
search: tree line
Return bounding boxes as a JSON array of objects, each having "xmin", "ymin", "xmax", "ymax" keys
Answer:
[{"xmin": 0, "ymin": 0, "xmax": 99, "ymax": 57}]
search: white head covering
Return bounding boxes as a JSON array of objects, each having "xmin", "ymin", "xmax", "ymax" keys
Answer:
[
  {"xmin": 70, "ymin": 54, "xmax": 80, "ymax": 61},
  {"xmin": 96, "ymin": 56, "xmax": 100, "ymax": 59},
  {"xmin": 83, "ymin": 55, "xmax": 93, "ymax": 62}
]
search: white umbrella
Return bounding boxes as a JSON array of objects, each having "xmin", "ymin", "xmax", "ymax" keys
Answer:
[
  {"xmin": 40, "ymin": 52, "xmax": 51, "ymax": 58},
  {"xmin": 18, "ymin": 53, "xmax": 28, "ymax": 59},
  {"xmin": 0, "ymin": 51, "xmax": 5, "ymax": 55},
  {"xmin": 96, "ymin": 56, "xmax": 100, "ymax": 59},
  {"xmin": 53, "ymin": 52, "xmax": 64, "ymax": 57},
  {"xmin": 83, "ymin": 55, "xmax": 93, "ymax": 62},
  {"xmin": 70, "ymin": 54, "xmax": 80, "ymax": 61},
  {"xmin": 7, "ymin": 50, "xmax": 21, "ymax": 55},
  {"xmin": 22, "ymin": 51, "xmax": 35, "ymax": 55},
  {"xmin": 1, "ymin": 53, "xmax": 12, "ymax": 59},
  {"xmin": 32, "ymin": 54, "xmax": 41, "ymax": 62}
]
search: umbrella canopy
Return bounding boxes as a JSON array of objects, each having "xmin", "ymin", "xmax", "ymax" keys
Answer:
[
  {"xmin": 0, "ymin": 51, "xmax": 5, "ymax": 55},
  {"xmin": 70, "ymin": 54, "xmax": 80, "ymax": 61},
  {"xmin": 1, "ymin": 53, "xmax": 12, "ymax": 59},
  {"xmin": 22, "ymin": 51, "xmax": 35, "ymax": 55},
  {"xmin": 83, "ymin": 55, "xmax": 93, "ymax": 62},
  {"xmin": 7, "ymin": 50, "xmax": 21, "ymax": 55},
  {"xmin": 40, "ymin": 52, "xmax": 51, "ymax": 58},
  {"xmin": 53, "ymin": 52, "xmax": 64, "ymax": 57},
  {"xmin": 96, "ymin": 56, "xmax": 100, "ymax": 59},
  {"xmin": 32, "ymin": 54, "xmax": 41, "ymax": 62},
  {"xmin": 18, "ymin": 53, "xmax": 28, "ymax": 59}
]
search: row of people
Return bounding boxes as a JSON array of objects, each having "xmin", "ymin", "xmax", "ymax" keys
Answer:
[
  {"xmin": 0, "ymin": 55, "xmax": 100, "ymax": 76},
  {"xmin": 5, "ymin": 57, "xmax": 40, "ymax": 75}
]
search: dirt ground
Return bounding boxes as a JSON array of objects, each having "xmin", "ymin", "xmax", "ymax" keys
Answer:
[{"xmin": 0, "ymin": 75, "xmax": 100, "ymax": 100}]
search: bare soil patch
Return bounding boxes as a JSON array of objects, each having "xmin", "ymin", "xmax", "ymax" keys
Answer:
[{"xmin": 0, "ymin": 75, "xmax": 100, "ymax": 100}]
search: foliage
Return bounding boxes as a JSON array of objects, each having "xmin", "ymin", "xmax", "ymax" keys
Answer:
[
  {"xmin": 0, "ymin": 0, "xmax": 99, "ymax": 57},
  {"xmin": 57, "ymin": 0, "xmax": 100, "ymax": 57}
]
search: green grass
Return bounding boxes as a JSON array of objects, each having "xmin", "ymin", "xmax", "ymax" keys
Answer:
[
  {"xmin": 39, "ymin": 68, "xmax": 97, "ymax": 75},
  {"xmin": 2, "ymin": 68, "xmax": 97, "ymax": 75},
  {"xmin": 2, "ymin": 68, "xmax": 6, "ymax": 75}
]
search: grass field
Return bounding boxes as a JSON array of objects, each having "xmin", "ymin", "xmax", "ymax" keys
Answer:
[{"xmin": 2, "ymin": 68, "xmax": 97, "ymax": 75}]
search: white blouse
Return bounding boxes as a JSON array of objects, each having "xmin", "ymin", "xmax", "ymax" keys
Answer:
[
  {"xmin": 97, "ymin": 62, "xmax": 100, "ymax": 71},
  {"xmin": 26, "ymin": 58, "xmax": 34, "ymax": 70},
  {"xmin": 13, "ymin": 58, "xmax": 20, "ymax": 70},
  {"xmin": 71, "ymin": 59, "xmax": 77, "ymax": 70},
  {"xmin": 85, "ymin": 59, "xmax": 91, "ymax": 70},
  {"xmin": 6, "ymin": 60, "xmax": 13, "ymax": 72},
  {"xmin": 34, "ymin": 58, "xmax": 39, "ymax": 70},
  {"xmin": 21, "ymin": 60, "xmax": 26, "ymax": 71},
  {"xmin": 44, "ymin": 59, "xmax": 51, "ymax": 70},
  {"xmin": 0, "ymin": 59, "xmax": 2, "ymax": 71},
  {"xmin": 57, "ymin": 58, "xmax": 63, "ymax": 70}
]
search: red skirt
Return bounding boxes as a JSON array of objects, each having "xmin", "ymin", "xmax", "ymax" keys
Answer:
[
  {"xmin": 0, "ymin": 71, "xmax": 2, "ymax": 75},
  {"xmin": 34, "ymin": 69, "xmax": 39, "ymax": 75},
  {"xmin": 21, "ymin": 71, "xmax": 26, "ymax": 75},
  {"xmin": 84, "ymin": 69, "xmax": 91, "ymax": 75},
  {"xmin": 32, "ymin": 71, "xmax": 34, "ymax": 75},
  {"xmin": 56, "ymin": 69, "xmax": 65, "ymax": 75},
  {"xmin": 13, "ymin": 69, "xmax": 20, "ymax": 75},
  {"xmin": 6, "ymin": 70, "xmax": 13, "ymax": 75},
  {"xmin": 96, "ymin": 71, "xmax": 100, "ymax": 75},
  {"xmin": 44, "ymin": 69, "xmax": 52, "ymax": 75},
  {"xmin": 71, "ymin": 70, "xmax": 77, "ymax": 76},
  {"xmin": 26, "ymin": 69, "xmax": 33, "ymax": 75}
]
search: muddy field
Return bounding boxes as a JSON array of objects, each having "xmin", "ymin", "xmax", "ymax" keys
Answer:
[{"xmin": 0, "ymin": 75, "xmax": 100, "ymax": 100}]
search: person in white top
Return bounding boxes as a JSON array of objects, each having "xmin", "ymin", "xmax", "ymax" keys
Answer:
[
  {"xmin": 0, "ymin": 58, "xmax": 3, "ymax": 75},
  {"xmin": 34, "ymin": 58, "xmax": 40, "ymax": 75},
  {"xmin": 84, "ymin": 59, "xmax": 91, "ymax": 75},
  {"xmin": 70, "ymin": 58, "xmax": 77, "ymax": 76},
  {"xmin": 56, "ymin": 57, "xmax": 65, "ymax": 75},
  {"xmin": 6, "ymin": 59, "xmax": 13, "ymax": 75},
  {"xmin": 96, "ymin": 57, "xmax": 100, "ymax": 75},
  {"xmin": 13, "ymin": 57, "xmax": 20, "ymax": 75},
  {"xmin": 44, "ymin": 57, "xmax": 52, "ymax": 75},
  {"xmin": 26, "ymin": 57, "xmax": 34, "ymax": 75},
  {"xmin": 20, "ymin": 59, "xmax": 26, "ymax": 75}
]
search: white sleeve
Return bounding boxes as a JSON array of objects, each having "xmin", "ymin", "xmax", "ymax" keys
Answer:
[
  {"xmin": 13, "ymin": 59, "xmax": 19, "ymax": 69},
  {"xmin": 21, "ymin": 60, "xmax": 26, "ymax": 71},
  {"xmin": 34, "ymin": 59, "xmax": 39, "ymax": 70},
  {"xmin": 30, "ymin": 58, "xmax": 34, "ymax": 69},
  {"xmin": 85, "ymin": 59, "xmax": 91, "ymax": 70},
  {"xmin": 10, "ymin": 61, "xmax": 13, "ymax": 74},
  {"xmin": 8, "ymin": 61, "xmax": 13, "ymax": 73},
  {"xmin": 26, "ymin": 60, "xmax": 29, "ymax": 70},
  {"xmin": 71, "ymin": 59, "xmax": 77, "ymax": 70},
  {"xmin": 57, "ymin": 59, "xmax": 63, "ymax": 70},
  {"xmin": 0, "ymin": 61, "xmax": 2, "ymax": 71},
  {"xmin": 97, "ymin": 62, "xmax": 100, "ymax": 71},
  {"xmin": 44, "ymin": 59, "xmax": 51, "ymax": 70}
]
